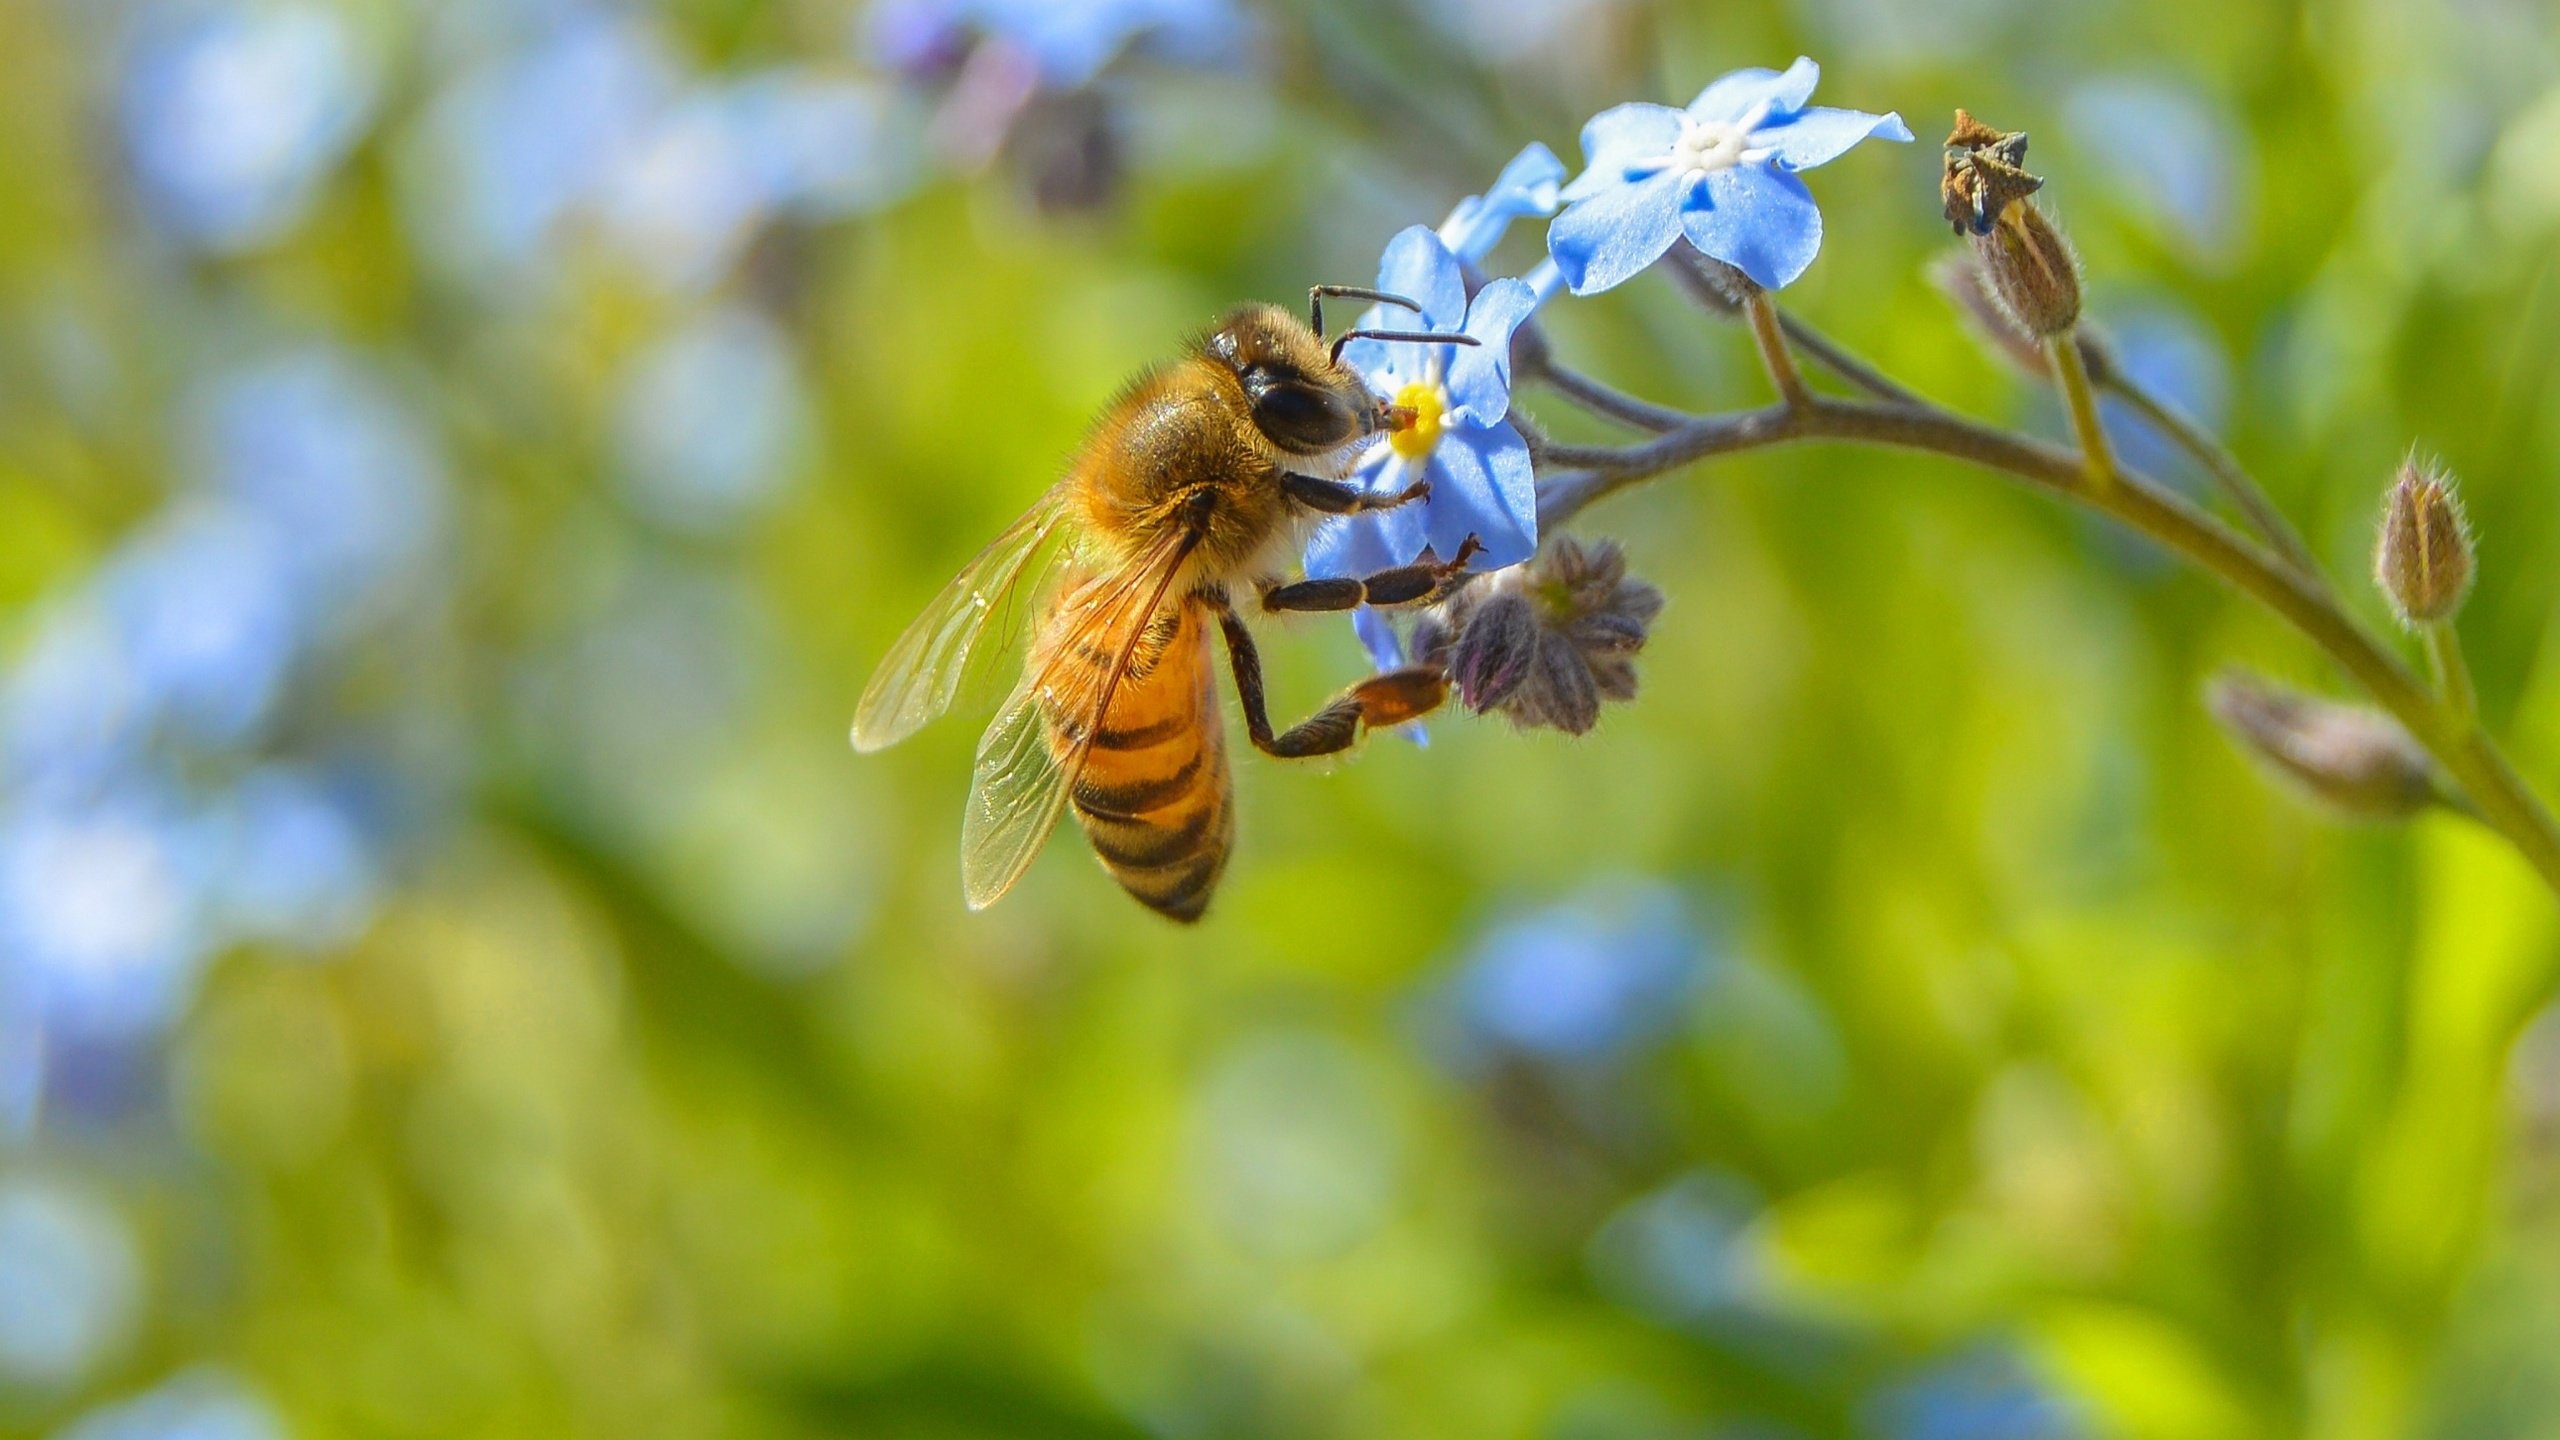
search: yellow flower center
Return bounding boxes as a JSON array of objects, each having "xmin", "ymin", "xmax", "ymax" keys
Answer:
[{"xmin": 1388, "ymin": 381, "xmax": 1447, "ymax": 460}]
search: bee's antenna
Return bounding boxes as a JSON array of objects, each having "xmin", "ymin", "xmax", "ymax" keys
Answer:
[
  {"xmin": 1309, "ymin": 285, "xmax": 1421, "ymax": 338},
  {"xmin": 1329, "ymin": 329, "xmax": 1479, "ymax": 366}
]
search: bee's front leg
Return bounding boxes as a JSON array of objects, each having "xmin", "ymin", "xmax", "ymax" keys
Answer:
[
  {"xmin": 1278, "ymin": 471, "xmax": 1429, "ymax": 516},
  {"xmin": 1260, "ymin": 535, "xmax": 1483, "ymax": 615},
  {"xmin": 1211, "ymin": 602, "xmax": 1447, "ymax": 759}
]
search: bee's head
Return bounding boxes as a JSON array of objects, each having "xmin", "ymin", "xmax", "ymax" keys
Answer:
[{"xmin": 1203, "ymin": 303, "xmax": 1380, "ymax": 458}]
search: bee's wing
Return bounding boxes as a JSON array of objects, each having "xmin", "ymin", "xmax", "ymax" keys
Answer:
[
  {"xmin": 851, "ymin": 490, "xmax": 1074, "ymax": 753},
  {"xmin": 959, "ymin": 517, "xmax": 1203, "ymax": 911}
]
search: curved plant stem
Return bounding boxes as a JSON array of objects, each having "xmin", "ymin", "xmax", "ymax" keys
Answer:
[
  {"xmin": 2429, "ymin": 621, "xmax": 2478, "ymax": 727},
  {"xmin": 1532, "ymin": 361, "xmax": 1687, "ymax": 433},
  {"xmin": 1775, "ymin": 311, "xmax": 1925, "ymax": 406},
  {"xmin": 2105, "ymin": 373, "xmax": 2328, "ymax": 587},
  {"xmin": 1533, "ymin": 393, "xmax": 2560, "ymax": 898},
  {"xmin": 2050, "ymin": 331, "xmax": 2117, "ymax": 491},
  {"xmin": 1746, "ymin": 291, "xmax": 1812, "ymax": 408}
]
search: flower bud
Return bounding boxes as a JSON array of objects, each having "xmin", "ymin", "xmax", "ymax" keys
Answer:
[
  {"xmin": 1931, "ymin": 252, "xmax": 2114, "ymax": 385},
  {"xmin": 1427, "ymin": 537, "xmax": 1663, "ymax": 736},
  {"xmin": 2374, "ymin": 461, "xmax": 2474, "ymax": 627},
  {"xmin": 1942, "ymin": 111, "xmax": 2081, "ymax": 338},
  {"xmin": 1006, "ymin": 88, "xmax": 1125, "ymax": 214},
  {"xmin": 2207, "ymin": 671, "xmax": 2438, "ymax": 820},
  {"xmin": 1448, "ymin": 589, "xmax": 1538, "ymax": 710}
]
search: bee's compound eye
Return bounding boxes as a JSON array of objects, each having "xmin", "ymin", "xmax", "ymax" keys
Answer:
[{"xmin": 1246, "ymin": 372, "xmax": 1357, "ymax": 453}]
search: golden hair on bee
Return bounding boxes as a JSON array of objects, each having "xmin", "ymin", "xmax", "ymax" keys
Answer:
[{"xmin": 852, "ymin": 285, "xmax": 1480, "ymax": 921}]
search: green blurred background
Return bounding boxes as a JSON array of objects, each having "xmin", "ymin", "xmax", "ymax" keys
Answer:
[{"xmin": 6, "ymin": 0, "xmax": 2560, "ymax": 1435}]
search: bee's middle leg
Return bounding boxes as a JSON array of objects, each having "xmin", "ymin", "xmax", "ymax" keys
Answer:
[
  {"xmin": 1262, "ymin": 535, "xmax": 1483, "ymax": 615},
  {"xmin": 1212, "ymin": 603, "xmax": 1447, "ymax": 759}
]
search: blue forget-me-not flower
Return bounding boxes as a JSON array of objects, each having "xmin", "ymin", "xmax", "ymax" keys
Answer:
[
  {"xmin": 1306, "ymin": 226, "xmax": 1543, "ymax": 667},
  {"xmin": 868, "ymin": 0, "xmax": 1245, "ymax": 90},
  {"xmin": 119, "ymin": 0, "xmax": 379, "ymax": 254},
  {"xmin": 1549, "ymin": 57, "xmax": 1911, "ymax": 294}
]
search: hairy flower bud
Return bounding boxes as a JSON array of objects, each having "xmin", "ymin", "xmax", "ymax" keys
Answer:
[
  {"xmin": 1006, "ymin": 88, "xmax": 1124, "ymax": 214},
  {"xmin": 1421, "ymin": 537, "xmax": 1664, "ymax": 736},
  {"xmin": 2374, "ymin": 461, "xmax": 2474, "ymax": 627},
  {"xmin": 2207, "ymin": 672, "xmax": 2438, "ymax": 819},
  {"xmin": 1930, "ymin": 252, "xmax": 2113, "ymax": 384},
  {"xmin": 1942, "ymin": 111, "xmax": 2081, "ymax": 338}
]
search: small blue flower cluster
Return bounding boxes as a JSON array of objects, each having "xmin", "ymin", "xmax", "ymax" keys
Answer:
[{"xmin": 1309, "ymin": 60, "xmax": 1910, "ymax": 667}]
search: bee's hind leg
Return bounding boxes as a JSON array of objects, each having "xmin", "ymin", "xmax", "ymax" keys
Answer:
[{"xmin": 1211, "ymin": 602, "xmax": 1447, "ymax": 759}]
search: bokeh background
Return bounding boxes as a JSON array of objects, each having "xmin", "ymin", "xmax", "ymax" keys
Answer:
[{"xmin": 6, "ymin": 0, "xmax": 2560, "ymax": 1435}]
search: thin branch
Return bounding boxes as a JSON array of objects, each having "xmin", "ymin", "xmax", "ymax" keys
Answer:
[
  {"xmin": 1529, "ymin": 393, "xmax": 2560, "ymax": 897},
  {"xmin": 1531, "ymin": 362, "xmax": 1689, "ymax": 433},
  {"xmin": 1776, "ymin": 312, "xmax": 1926, "ymax": 406}
]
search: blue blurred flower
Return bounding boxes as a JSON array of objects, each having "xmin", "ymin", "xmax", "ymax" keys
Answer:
[
  {"xmin": 97, "ymin": 505, "xmax": 304, "ymax": 751},
  {"xmin": 405, "ymin": 11, "xmax": 677, "ymax": 281},
  {"xmin": 2096, "ymin": 300, "xmax": 2231, "ymax": 481},
  {"xmin": 1307, "ymin": 227, "xmax": 1541, "ymax": 668},
  {"xmin": 868, "ymin": 0, "xmax": 1245, "ymax": 89},
  {"xmin": 0, "ymin": 789, "xmax": 213, "ymax": 1043},
  {"xmin": 187, "ymin": 350, "xmax": 448, "ymax": 627},
  {"xmin": 614, "ymin": 306, "xmax": 811, "ymax": 534},
  {"xmin": 724, "ymin": 71, "xmax": 925, "ymax": 220},
  {"xmin": 1587, "ymin": 1169, "xmax": 1764, "ymax": 1321},
  {"xmin": 118, "ymin": 0, "xmax": 378, "ymax": 253},
  {"xmin": 2065, "ymin": 78, "xmax": 2249, "ymax": 257},
  {"xmin": 1438, "ymin": 142, "xmax": 1566, "ymax": 265},
  {"xmin": 1866, "ymin": 1346, "xmax": 2084, "ymax": 1440},
  {"xmin": 0, "ymin": 1178, "xmax": 141, "ymax": 1389},
  {"xmin": 1549, "ymin": 58, "xmax": 1910, "ymax": 294},
  {"xmin": 203, "ymin": 766, "xmax": 380, "ymax": 954},
  {"xmin": 53, "ymin": 1367, "xmax": 285, "ymax": 1440},
  {"xmin": 1443, "ymin": 880, "xmax": 1703, "ymax": 1064},
  {"xmin": 3, "ymin": 604, "xmax": 145, "ymax": 801}
]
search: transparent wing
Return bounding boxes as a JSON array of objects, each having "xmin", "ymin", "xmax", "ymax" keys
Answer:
[
  {"xmin": 959, "ymin": 521, "xmax": 1203, "ymax": 911},
  {"xmin": 851, "ymin": 490, "xmax": 1074, "ymax": 753}
]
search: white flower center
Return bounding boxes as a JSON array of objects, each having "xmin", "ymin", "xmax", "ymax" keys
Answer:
[
  {"xmin": 1657, "ymin": 101, "xmax": 1776, "ymax": 180},
  {"xmin": 1670, "ymin": 117, "xmax": 1749, "ymax": 175}
]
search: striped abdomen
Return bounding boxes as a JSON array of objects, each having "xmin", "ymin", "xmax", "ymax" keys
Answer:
[{"xmin": 1041, "ymin": 596, "xmax": 1233, "ymax": 922}]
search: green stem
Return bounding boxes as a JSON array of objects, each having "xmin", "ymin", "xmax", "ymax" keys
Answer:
[
  {"xmin": 2429, "ymin": 621, "xmax": 2477, "ymax": 728},
  {"xmin": 2050, "ymin": 330, "xmax": 2117, "ymax": 491},
  {"xmin": 1746, "ymin": 291, "xmax": 1812, "ymax": 409}
]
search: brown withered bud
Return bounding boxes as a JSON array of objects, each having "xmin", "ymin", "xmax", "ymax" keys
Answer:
[
  {"xmin": 1930, "ymin": 252, "xmax": 2114, "ymax": 385},
  {"xmin": 2207, "ymin": 671, "xmax": 2439, "ymax": 820},
  {"xmin": 1417, "ymin": 537, "xmax": 1664, "ymax": 736},
  {"xmin": 2374, "ymin": 461, "xmax": 2474, "ymax": 627},
  {"xmin": 1942, "ymin": 110, "xmax": 2081, "ymax": 338},
  {"xmin": 1004, "ymin": 88, "xmax": 1124, "ymax": 214}
]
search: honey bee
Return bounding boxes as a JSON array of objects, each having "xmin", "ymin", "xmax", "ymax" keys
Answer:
[{"xmin": 851, "ymin": 288, "xmax": 1486, "ymax": 921}]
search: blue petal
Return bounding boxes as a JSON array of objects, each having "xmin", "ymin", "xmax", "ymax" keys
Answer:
[
  {"xmin": 1351, "ymin": 607, "xmax": 1404, "ymax": 671},
  {"xmin": 1422, "ymin": 423, "xmax": 1536, "ymax": 570},
  {"xmin": 1305, "ymin": 457, "xmax": 1426, "ymax": 572},
  {"xmin": 1752, "ymin": 105, "xmax": 1913, "ymax": 171},
  {"xmin": 1446, "ymin": 277, "xmax": 1537, "ymax": 425},
  {"xmin": 1685, "ymin": 163, "xmax": 1823, "ymax": 291},
  {"xmin": 1549, "ymin": 167, "xmax": 1691, "ymax": 294},
  {"xmin": 1338, "ymin": 336, "xmax": 1418, "ymax": 393},
  {"xmin": 1562, "ymin": 103, "xmax": 1682, "ymax": 201},
  {"xmin": 1487, "ymin": 141, "xmax": 1565, "ymax": 209},
  {"xmin": 1439, "ymin": 141, "xmax": 1566, "ymax": 261},
  {"xmin": 1373, "ymin": 224, "xmax": 1466, "ymax": 332},
  {"xmin": 1687, "ymin": 57, "xmax": 1820, "ymax": 125}
]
